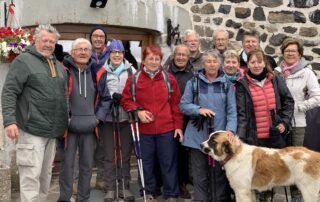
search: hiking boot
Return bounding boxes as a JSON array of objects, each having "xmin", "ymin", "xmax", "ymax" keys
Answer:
[
  {"xmin": 119, "ymin": 189, "xmax": 135, "ymax": 201},
  {"xmin": 95, "ymin": 180, "xmax": 105, "ymax": 190},
  {"xmin": 104, "ymin": 190, "xmax": 115, "ymax": 202},
  {"xmin": 146, "ymin": 194, "xmax": 157, "ymax": 202},
  {"xmin": 179, "ymin": 183, "xmax": 191, "ymax": 199},
  {"xmin": 165, "ymin": 197, "xmax": 177, "ymax": 202}
]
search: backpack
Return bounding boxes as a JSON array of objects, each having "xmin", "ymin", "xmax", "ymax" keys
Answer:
[
  {"xmin": 191, "ymin": 74, "xmax": 229, "ymax": 105},
  {"xmin": 130, "ymin": 70, "xmax": 172, "ymax": 102}
]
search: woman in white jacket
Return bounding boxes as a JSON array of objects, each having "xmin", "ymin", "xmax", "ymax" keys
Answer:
[{"xmin": 275, "ymin": 37, "xmax": 320, "ymax": 202}]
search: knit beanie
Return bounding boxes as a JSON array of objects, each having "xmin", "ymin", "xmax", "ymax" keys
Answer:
[
  {"xmin": 109, "ymin": 39, "xmax": 125, "ymax": 52},
  {"xmin": 89, "ymin": 26, "xmax": 107, "ymax": 43}
]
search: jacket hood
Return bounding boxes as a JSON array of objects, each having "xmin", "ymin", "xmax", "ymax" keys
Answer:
[
  {"xmin": 25, "ymin": 45, "xmax": 58, "ymax": 62},
  {"xmin": 63, "ymin": 55, "xmax": 95, "ymax": 72},
  {"xmin": 279, "ymin": 57, "xmax": 310, "ymax": 75}
]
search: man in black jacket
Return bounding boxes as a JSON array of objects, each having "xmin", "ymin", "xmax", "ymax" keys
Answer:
[
  {"xmin": 166, "ymin": 44, "xmax": 194, "ymax": 199},
  {"xmin": 239, "ymin": 29, "xmax": 277, "ymax": 71}
]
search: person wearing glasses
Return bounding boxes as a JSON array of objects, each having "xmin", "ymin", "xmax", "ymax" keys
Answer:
[
  {"xmin": 275, "ymin": 38, "xmax": 320, "ymax": 202},
  {"xmin": 212, "ymin": 29, "xmax": 229, "ymax": 63},
  {"xmin": 102, "ymin": 39, "xmax": 136, "ymax": 201},
  {"xmin": 58, "ymin": 38, "xmax": 111, "ymax": 202},
  {"xmin": 165, "ymin": 44, "xmax": 194, "ymax": 199},
  {"xmin": 90, "ymin": 26, "xmax": 110, "ymax": 66}
]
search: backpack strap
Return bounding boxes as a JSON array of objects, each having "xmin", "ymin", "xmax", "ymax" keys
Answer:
[
  {"xmin": 191, "ymin": 75, "xmax": 199, "ymax": 105},
  {"xmin": 130, "ymin": 70, "xmax": 141, "ymax": 103},
  {"xmin": 127, "ymin": 66, "xmax": 133, "ymax": 77},
  {"xmin": 162, "ymin": 70, "xmax": 172, "ymax": 102}
]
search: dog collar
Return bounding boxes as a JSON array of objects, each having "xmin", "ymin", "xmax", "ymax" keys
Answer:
[{"xmin": 221, "ymin": 154, "xmax": 233, "ymax": 167}]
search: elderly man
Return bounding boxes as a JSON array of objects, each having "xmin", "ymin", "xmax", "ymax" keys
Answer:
[
  {"xmin": 58, "ymin": 38, "xmax": 111, "ymax": 202},
  {"xmin": 1, "ymin": 24, "xmax": 68, "ymax": 202},
  {"xmin": 166, "ymin": 44, "xmax": 193, "ymax": 199},
  {"xmin": 183, "ymin": 29, "xmax": 203, "ymax": 71},
  {"xmin": 213, "ymin": 29, "xmax": 229, "ymax": 63},
  {"xmin": 239, "ymin": 28, "xmax": 277, "ymax": 71},
  {"xmin": 90, "ymin": 26, "xmax": 110, "ymax": 66}
]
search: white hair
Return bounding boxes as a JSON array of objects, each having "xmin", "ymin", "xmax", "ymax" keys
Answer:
[{"xmin": 34, "ymin": 24, "xmax": 60, "ymax": 41}]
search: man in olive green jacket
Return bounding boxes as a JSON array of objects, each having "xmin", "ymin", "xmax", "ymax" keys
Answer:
[{"xmin": 1, "ymin": 24, "xmax": 68, "ymax": 202}]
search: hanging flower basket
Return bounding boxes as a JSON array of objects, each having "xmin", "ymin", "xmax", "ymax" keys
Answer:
[{"xmin": 0, "ymin": 27, "xmax": 34, "ymax": 63}]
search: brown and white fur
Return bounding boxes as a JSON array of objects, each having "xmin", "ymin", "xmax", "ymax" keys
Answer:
[{"xmin": 200, "ymin": 130, "xmax": 320, "ymax": 202}]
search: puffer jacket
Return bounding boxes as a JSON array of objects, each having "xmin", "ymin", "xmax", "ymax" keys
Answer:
[
  {"xmin": 236, "ymin": 73, "xmax": 294, "ymax": 145},
  {"xmin": 179, "ymin": 70, "xmax": 237, "ymax": 150},
  {"xmin": 104, "ymin": 60, "xmax": 136, "ymax": 122},
  {"xmin": 2, "ymin": 45, "xmax": 68, "ymax": 138},
  {"xmin": 275, "ymin": 57, "xmax": 320, "ymax": 127}
]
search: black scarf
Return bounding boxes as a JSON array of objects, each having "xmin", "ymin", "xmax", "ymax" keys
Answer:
[{"xmin": 247, "ymin": 68, "xmax": 267, "ymax": 81}]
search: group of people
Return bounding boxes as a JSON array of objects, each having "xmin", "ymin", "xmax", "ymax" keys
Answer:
[{"xmin": 1, "ymin": 23, "xmax": 320, "ymax": 202}]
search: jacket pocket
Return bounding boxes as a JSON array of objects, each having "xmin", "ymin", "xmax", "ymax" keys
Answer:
[
  {"xmin": 68, "ymin": 115, "xmax": 97, "ymax": 134},
  {"xmin": 16, "ymin": 144, "xmax": 37, "ymax": 166}
]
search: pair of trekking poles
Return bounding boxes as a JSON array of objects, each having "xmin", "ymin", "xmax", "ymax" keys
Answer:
[{"xmin": 111, "ymin": 103, "xmax": 147, "ymax": 202}]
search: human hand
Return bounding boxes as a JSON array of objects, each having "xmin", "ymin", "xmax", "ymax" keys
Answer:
[
  {"xmin": 137, "ymin": 110, "xmax": 154, "ymax": 123},
  {"xmin": 174, "ymin": 129, "xmax": 183, "ymax": 142},
  {"xmin": 276, "ymin": 123, "xmax": 285, "ymax": 134},
  {"xmin": 198, "ymin": 108, "xmax": 215, "ymax": 117},
  {"xmin": 5, "ymin": 124, "xmax": 19, "ymax": 140}
]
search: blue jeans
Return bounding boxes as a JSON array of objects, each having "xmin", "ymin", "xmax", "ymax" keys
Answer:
[{"xmin": 140, "ymin": 131, "xmax": 179, "ymax": 199}]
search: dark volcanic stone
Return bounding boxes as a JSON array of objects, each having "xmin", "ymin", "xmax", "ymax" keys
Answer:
[
  {"xmin": 236, "ymin": 28, "xmax": 245, "ymax": 41},
  {"xmin": 218, "ymin": 4, "xmax": 231, "ymax": 14},
  {"xmin": 311, "ymin": 63, "xmax": 320, "ymax": 71},
  {"xmin": 304, "ymin": 55, "xmax": 314, "ymax": 61},
  {"xmin": 269, "ymin": 33, "xmax": 287, "ymax": 46},
  {"xmin": 227, "ymin": 30, "xmax": 234, "ymax": 39},
  {"xmin": 283, "ymin": 26, "xmax": 297, "ymax": 33},
  {"xmin": 200, "ymin": 38, "xmax": 212, "ymax": 51},
  {"xmin": 294, "ymin": 11, "xmax": 306, "ymax": 23},
  {"xmin": 312, "ymin": 48, "xmax": 320, "ymax": 55},
  {"xmin": 201, "ymin": 3, "xmax": 215, "ymax": 14},
  {"xmin": 253, "ymin": 7, "xmax": 266, "ymax": 21},
  {"xmin": 227, "ymin": 0, "xmax": 249, "ymax": 2},
  {"xmin": 205, "ymin": 26, "xmax": 214, "ymax": 37},
  {"xmin": 265, "ymin": 45, "xmax": 275, "ymax": 55},
  {"xmin": 268, "ymin": 11, "xmax": 295, "ymax": 23},
  {"xmin": 212, "ymin": 17, "xmax": 223, "ymax": 25},
  {"xmin": 235, "ymin": 7, "xmax": 251, "ymax": 19},
  {"xmin": 303, "ymin": 40, "xmax": 320, "ymax": 47},
  {"xmin": 177, "ymin": 0, "xmax": 189, "ymax": 4},
  {"xmin": 194, "ymin": 25, "xmax": 204, "ymax": 36},
  {"xmin": 191, "ymin": 5, "xmax": 200, "ymax": 13},
  {"xmin": 288, "ymin": 0, "xmax": 319, "ymax": 8},
  {"xmin": 193, "ymin": 15, "xmax": 201, "ymax": 22},
  {"xmin": 253, "ymin": 0, "xmax": 282, "ymax": 7},
  {"xmin": 310, "ymin": 10, "xmax": 320, "ymax": 24},
  {"xmin": 299, "ymin": 27, "xmax": 318, "ymax": 37},
  {"xmin": 194, "ymin": 0, "xmax": 203, "ymax": 4},
  {"xmin": 225, "ymin": 19, "xmax": 242, "ymax": 28},
  {"xmin": 260, "ymin": 33, "xmax": 268, "ymax": 42}
]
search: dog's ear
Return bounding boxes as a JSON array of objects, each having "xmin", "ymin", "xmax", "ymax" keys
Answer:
[{"xmin": 222, "ymin": 141, "xmax": 234, "ymax": 155}]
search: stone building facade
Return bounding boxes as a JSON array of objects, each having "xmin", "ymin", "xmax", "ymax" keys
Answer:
[{"xmin": 7, "ymin": 0, "xmax": 319, "ymax": 72}]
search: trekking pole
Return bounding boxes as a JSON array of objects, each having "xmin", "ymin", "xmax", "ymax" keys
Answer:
[
  {"xmin": 115, "ymin": 104, "xmax": 126, "ymax": 200},
  {"xmin": 207, "ymin": 116, "xmax": 217, "ymax": 202},
  {"xmin": 112, "ymin": 104, "xmax": 120, "ymax": 201},
  {"xmin": 128, "ymin": 110, "xmax": 147, "ymax": 202}
]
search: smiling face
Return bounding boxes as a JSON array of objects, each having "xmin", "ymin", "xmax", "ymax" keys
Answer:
[
  {"xmin": 283, "ymin": 44, "xmax": 301, "ymax": 66},
  {"xmin": 34, "ymin": 30, "xmax": 57, "ymax": 58},
  {"xmin": 243, "ymin": 35, "xmax": 259, "ymax": 54},
  {"xmin": 214, "ymin": 31, "xmax": 228, "ymax": 53},
  {"xmin": 109, "ymin": 50, "xmax": 124, "ymax": 67},
  {"xmin": 173, "ymin": 46, "xmax": 189, "ymax": 69},
  {"xmin": 203, "ymin": 55, "xmax": 220, "ymax": 79},
  {"xmin": 91, "ymin": 29, "xmax": 106, "ymax": 52},
  {"xmin": 71, "ymin": 42, "xmax": 92, "ymax": 67},
  {"xmin": 184, "ymin": 33, "xmax": 200, "ymax": 54},
  {"xmin": 248, "ymin": 53, "xmax": 265, "ymax": 75},
  {"xmin": 143, "ymin": 53, "xmax": 162, "ymax": 72},
  {"xmin": 223, "ymin": 56, "xmax": 239, "ymax": 75}
]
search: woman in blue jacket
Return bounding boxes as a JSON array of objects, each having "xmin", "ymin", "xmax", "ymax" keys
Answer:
[{"xmin": 179, "ymin": 50, "xmax": 237, "ymax": 201}]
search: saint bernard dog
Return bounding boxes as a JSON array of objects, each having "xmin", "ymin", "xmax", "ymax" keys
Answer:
[{"xmin": 200, "ymin": 130, "xmax": 320, "ymax": 202}]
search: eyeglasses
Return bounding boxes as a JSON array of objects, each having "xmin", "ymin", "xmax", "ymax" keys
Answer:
[
  {"xmin": 184, "ymin": 40, "xmax": 199, "ymax": 44},
  {"xmin": 284, "ymin": 49, "xmax": 298, "ymax": 54},
  {"xmin": 92, "ymin": 34, "xmax": 105, "ymax": 39},
  {"xmin": 215, "ymin": 38, "xmax": 227, "ymax": 42},
  {"xmin": 174, "ymin": 53, "xmax": 189, "ymax": 57},
  {"xmin": 73, "ymin": 48, "xmax": 91, "ymax": 53},
  {"xmin": 110, "ymin": 50, "xmax": 124, "ymax": 55}
]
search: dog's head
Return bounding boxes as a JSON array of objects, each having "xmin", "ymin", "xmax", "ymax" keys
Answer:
[{"xmin": 200, "ymin": 130, "xmax": 239, "ymax": 162}]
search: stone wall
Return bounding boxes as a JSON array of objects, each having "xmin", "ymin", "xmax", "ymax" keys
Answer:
[{"xmin": 166, "ymin": 0, "xmax": 320, "ymax": 72}]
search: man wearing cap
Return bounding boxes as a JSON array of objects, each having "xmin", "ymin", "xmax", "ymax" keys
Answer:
[
  {"xmin": 90, "ymin": 26, "xmax": 110, "ymax": 66},
  {"xmin": 57, "ymin": 38, "xmax": 111, "ymax": 202},
  {"xmin": 102, "ymin": 39, "xmax": 136, "ymax": 201}
]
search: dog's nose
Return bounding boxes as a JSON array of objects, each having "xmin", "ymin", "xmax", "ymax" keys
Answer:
[{"xmin": 200, "ymin": 143, "xmax": 210, "ymax": 154}]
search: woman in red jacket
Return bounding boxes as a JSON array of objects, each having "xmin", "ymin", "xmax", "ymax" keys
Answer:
[{"xmin": 121, "ymin": 44, "xmax": 184, "ymax": 202}]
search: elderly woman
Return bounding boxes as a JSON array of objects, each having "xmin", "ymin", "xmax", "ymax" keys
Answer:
[
  {"xmin": 179, "ymin": 50, "xmax": 237, "ymax": 201},
  {"xmin": 101, "ymin": 39, "xmax": 136, "ymax": 201},
  {"xmin": 236, "ymin": 48, "xmax": 294, "ymax": 201},
  {"xmin": 121, "ymin": 44, "xmax": 183, "ymax": 202},
  {"xmin": 275, "ymin": 38, "xmax": 320, "ymax": 201},
  {"xmin": 222, "ymin": 50, "xmax": 243, "ymax": 84}
]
